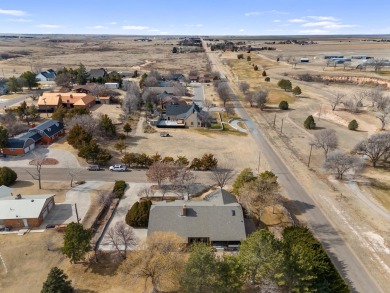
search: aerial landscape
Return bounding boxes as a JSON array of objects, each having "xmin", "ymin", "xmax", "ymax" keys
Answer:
[{"xmin": 1, "ymin": 1, "xmax": 390, "ymax": 292}]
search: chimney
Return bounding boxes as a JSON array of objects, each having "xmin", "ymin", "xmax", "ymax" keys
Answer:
[{"xmin": 181, "ymin": 204, "xmax": 187, "ymax": 216}]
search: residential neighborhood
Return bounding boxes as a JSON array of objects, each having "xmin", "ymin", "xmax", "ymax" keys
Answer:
[{"xmin": 0, "ymin": 3, "xmax": 390, "ymax": 293}]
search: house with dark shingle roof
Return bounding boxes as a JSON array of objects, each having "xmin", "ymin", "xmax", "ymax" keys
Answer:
[
  {"xmin": 147, "ymin": 189, "xmax": 246, "ymax": 245},
  {"xmin": 89, "ymin": 68, "xmax": 107, "ymax": 81},
  {"xmin": 36, "ymin": 69, "xmax": 56, "ymax": 82},
  {"xmin": 1, "ymin": 120, "xmax": 65, "ymax": 155},
  {"xmin": 157, "ymin": 102, "xmax": 201, "ymax": 128}
]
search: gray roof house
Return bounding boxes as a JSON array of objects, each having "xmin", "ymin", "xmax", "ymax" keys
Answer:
[
  {"xmin": 157, "ymin": 102, "xmax": 201, "ymax": 128},
  {"xmin": 89, "ymin": 68, "xmax": 108, "ymax": 80},
  {"xmin": 147, "ymin": 189, "xmax": 246, "ymax": 244},
  {"xmin": 36, "ymin": 69, "xmax": 56, "ymax": 82}
]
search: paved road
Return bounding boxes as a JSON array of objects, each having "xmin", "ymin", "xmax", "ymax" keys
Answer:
[
  {"xmin": 203, "ymin": 40, "xmax": 382, "ymax": 293},
  {"xmin": 191, "ymin": 82, "xmax": 205, "ymax": 108},
  {"xmin": 0, "ymin": 94, "xmax": 31, "ymax": 110}
]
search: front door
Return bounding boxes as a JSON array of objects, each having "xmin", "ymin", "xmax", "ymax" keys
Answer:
[{"xmin": 23, "ymin": 219, "xmax": 28, "ymax": 227}]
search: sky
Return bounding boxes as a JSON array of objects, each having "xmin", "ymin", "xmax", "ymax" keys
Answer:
[{"xmin": 1, "ymin": 0, "xmax": 390, "ymax": 36}]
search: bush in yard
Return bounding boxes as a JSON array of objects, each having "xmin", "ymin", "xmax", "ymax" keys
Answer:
[
  {"xmin": 200, "ymin": 153, "xmax": 218, "ymax": 170},
  {"xmin": 254, "ymin": 65, "xmax": 259, "ymax": 71},
  {"xmin": 125, "ymin": 200, "xmax": 152, "ymax": 228},
  {"xmin": 113, "ymin": 180, "xmax": 127, "ymax": 198},
  {"xmin": 0, "ymin": 167, "xmax": 17, "ymax": 186},
  {"xmin": 265, "ymin": 77, "xmax": 270, "ymax": 82},
  {"xmin": 348, "ymin": 119, "xmax": 359, "ymax": 131},
  {"xmin": 279, "ymin": 100, "xmax": 289, "ymax": 110},
  {"xmin": 262, "ymin": 70, "xmax": 267, "ymax": 77},
  {"xmin": 292, "ymin": 86, "xmax": 302, "ymax": 96},
  {"xmin": 304, "ymin": 115, "xmax": 316, "ymax": 129}
]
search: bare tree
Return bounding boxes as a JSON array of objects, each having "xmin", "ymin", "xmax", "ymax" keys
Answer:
[
  {"xmin": 353, "ymin": 133, "xmax": 389, "ymax": 167},
  {"xmin": 26, "ymin": 155, "xmax": 45, "ymax": 189},
  {"xmin": 323, "ymin": 150, "xmax": 362, "ymax": 179},
  {"xmin": 124, "ymin": 232, "xmax": 185, "ymax": 293},
  {"xmin": 330, "ymin": 92, "xmax": 345, "ymax": 111},
  {"xmin": 366, "ymin": 88, "xmax": 384, "ymax": 108},
  {"xmin": 198, "ymin": 110, "xmax": 213, "ymax": 127},
  {"xmin": 312, "ymin": 129, "xmax": 338, "ymax": 159},
  {"xmin": 67, "ymin": 166, "xmax": 82, "ymax": 187},
  {"xmin": 210, "ymin": 166, "xmax": 234, "ymax": 189},
  {"xmin": 122, "ymin": 91, "xmax": 141, "ymax": 115},
  {"xmin": 216, "ymin": 82, "xmax": 230, "ymax": 107},
  {"xmin": 105, "ymin": 222, "xmax": 137, "ymax": 259},
  {"xmin": 137, "ymin": 187, "xmax": 155, "ymax": 199},
  {"xmin": 65, "ymin": 114, "xmax": 101, "ymax": 137},
  {"xmin": 344, "ymin": 91, "xmax": 366, "ymax": 113},
  {"xmin": 376, "ymin": 108, "xmax": 390, "ymax": 130},
  {"xmin": 144, "ymin": 76, "xmax": 159, "ymax": 87},
  {"xmin": 146, "ymin": 161, "xmax": 178, "ymax": 188},
  {"xmin": 239, "ymin": 82, "xmax": 250, "ymax": 94},
  {"xmin": 172, "ymin": 168, "xmax": 197, "ymax": 199},
  {"xmin": 245, "ymin": 92, "xmax": 255, "ymax": 107},
  {"xmin": 376, "ymin": 95, "xmax": 390, "ymax": 111},
  {"xmin": 98, "ymin": 191, "xmax": 113, "ymax": 208},
  {"xmin": 372, "ymin": 59, "xmax": 386, "ymax": 72},
  {"xmin": 253, "ymin": 89, "xmax": 268, "ymax": 110},
  {"xmin": 168, "ymin": 81, "xmax": 187, "ymax": 96}
]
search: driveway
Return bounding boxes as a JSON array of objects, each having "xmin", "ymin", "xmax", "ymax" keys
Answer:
[
  {"xmin": 191, "ymin": 83, "xmax": 205, "ymax": 108},
  {"xmin": 41, "ymin": 181, "xmax": 104, "ymax": 227},
  {"xmin": 98, "ymin": 183, "xmax": 152, "ymax": 251},
  {"xmin": 0, "ymin": 145, "xmax": 80, "ymax": 168}
]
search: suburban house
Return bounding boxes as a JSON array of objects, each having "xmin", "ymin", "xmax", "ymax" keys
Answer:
[
  {"xmin": 96, "ymin": 96, "xmax": 111, "ymax": 104},
  {"xmin": 38, "ymin": 92, "xmax": 96, "ymax": 110},
  {"xmin": 162, "ymin": 73, "xmax": 186, "ymax": 82},
  {"xmin": 189, "ymin": 74, "xmax": 200, "ymax": 82},
  {"xmin": 74, "ymin": 83, "xmax": 98, "ymax": 94},
  {"xmin": 157, "ymin": 102, "xmax": 201, "ymax": 128},
  {"xmin": 1, "ymin": 120, "xmax": 65, "ymax": 155},
  {"xmin": 148, "ymin": 189, "xmax": 246, "ymax": 246},
  {"xmin": 89, "ymin": 68, "xmax": 107, "ymax": 81},
  {"xmin": 0, "ymin": 186, "xmax": 55, "ymax": 228},
  {"xmin": 36, "ymin": 69, "xmax": 56, "ymax": 82},
  {"xmin": 203, "ymin": 74, "xmax": 212, "ymax": 83}
]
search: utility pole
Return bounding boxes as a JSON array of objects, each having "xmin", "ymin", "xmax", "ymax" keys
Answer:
[
  {"xmin": 273, "ymin": 113, "xmax": 276, "ymax": 127},
  {"xmin": 74, "ymin": 203, "xmax": 80, "ymax": 224},
  {"xmin": 307, "ymin": 144, "xmax": 314, "ymax": 168},
  {"xmin": 319, "ymin": 104, "xmax": 322, "ymax": 120},
  {"xmin": 257, "ymin": 151, "xmax": 261, "ymax": 173},
  {"xmin": 280, "ymin": 118, "xmax": 284, "ymax": 134}
]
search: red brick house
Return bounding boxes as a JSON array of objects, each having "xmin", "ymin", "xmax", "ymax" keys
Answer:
[
  {"xmin": 0, "ymin": 192, "xmax": 55, "ymax": 228},
  {"xmin": 1, "ymin": 120, "xmax": 65, "ymax": 155}
]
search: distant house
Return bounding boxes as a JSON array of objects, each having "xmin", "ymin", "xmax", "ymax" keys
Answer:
[
  {"xmin": 163, "ymin": 73, "xmax": 186, "ymax": 82},
  {"xmin": 189, "ymin": 74, "xmax": 200, "ymax": 82},
  {"xmin": 203, "ymin": 74, "xmax": 212, "ymax": 83},
  {"xmin": 74, "ymin": 83, "xmax": 98, "ymax": 94},
  {"xmin": 300, "ymin": 58, "xmax": 309, "ymax": 63},
  {"xmin": 38, "ymin": 92, "xmax": 95, "ymax": 110},
  {"xmin": 105, "ymin": 82, "xmax": 119, "ymax": 89},
  {"xmin": 148, "ymin": 189, "xmax": 246, "ymax": 245},
  {"xmin": 157, "ymin": 102, "xmax": 201, "ymax": 128},
  {"xmin": 0, "ymin": 187, "xmax": 55, "ymax": 228},
  {"xmin": 89, "ymin": 68, "xmax": 107, "ymax": 81},
  {"xmin": 36, "ymin": 69, "xmax": 56, "ymax": 82},
  {"xmin": 1, "ymin": 120, "xmax": 65, "ymax": 155}
]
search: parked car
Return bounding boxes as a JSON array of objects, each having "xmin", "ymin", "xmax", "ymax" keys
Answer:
[
  {"xmin": 109, "ymin": 164, "xmax": 127, "ymax": 172},
  {"xmin": 87, "ymin": 164, "xmax": 102, "ymax": 171}
]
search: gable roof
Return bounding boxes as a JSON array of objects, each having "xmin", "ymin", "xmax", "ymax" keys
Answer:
[
  {"xmin": 148, "ymin": 189, "xmax": 246, "ymax": 243},
  {"xmin": 6, "ymin": 136, "xmax": 35, "ymax": 149},
  {"xmin": 39, "ymin": 69, "xmax": 56, "ymax": 79},
  {"xmin": 0, "ymin": 194, "xmax": 54, "ymax": 220},
  {"xmin": 74, "ymin": 95, "xmax": 96, "ymax": 106},
  {"xmin": 89, "ymin": 68, "xmax": 107, "ymax": 79},
  {"xmin": 165, "ymin": 103, "xmax": 200, "ymax": 119},
  {"xmin": 29, "ymin": 120, "xmax": 64, "ymax": 137}
]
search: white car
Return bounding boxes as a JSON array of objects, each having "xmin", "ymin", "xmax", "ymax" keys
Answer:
[{"xmin": 109, "ymin": 164, "xmax": 127, "ymax": 172}]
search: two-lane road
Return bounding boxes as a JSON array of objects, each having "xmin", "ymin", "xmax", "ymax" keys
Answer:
[{"xmin": 203, "ymin": 40, "xmax": 382, "ymax": 293}]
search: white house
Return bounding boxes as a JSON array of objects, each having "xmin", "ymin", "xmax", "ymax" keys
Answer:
[{"xmin": 36, "ymin": 69, "xmax": 56, "ymax": 82}]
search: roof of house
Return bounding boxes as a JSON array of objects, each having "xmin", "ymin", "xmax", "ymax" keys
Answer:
[
  {"xmin": 147, "ymin": 189, "xmax": 246, "ymax": 242},
  {"xmin": 0, "ymin": 194, "xmax": 54, "ymax": 220},
  {"xmin": 74, "ymin": 95, "xmax": 96, "ymax": 106},
  {"xmin": 89, "ymin": 68, "xmax": 107, "ymax": 79},
  {"xmin": 165, "ymin": 103, "xmax": 200, "ymax": 119},
  {"xmin": 38, "ymin": 95, "xmax": 61, "ymax": 106},
  {"xmin": 163, "ymin": 73, "xmax": 185, "ymax": 81},
  {"xmin": 6, "ymin": 136, "xmax": 35, "ymax": 149},
  {"xmin": 29, "ymin": 120, "xmax": 64, "ymax": 137},
  {"xmin": 38, "ymin": 69, "xmax": 56, "ymax": 80}
]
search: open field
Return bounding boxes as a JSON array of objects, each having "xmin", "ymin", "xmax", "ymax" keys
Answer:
[{"xmin": 0, "ymin": 36, "xmax": 208, "ymax": 78}]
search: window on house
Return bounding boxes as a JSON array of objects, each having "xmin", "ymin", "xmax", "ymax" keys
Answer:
[{"xmin": 232, "ymin": 210, "xmax": 236, "ymax": 216}]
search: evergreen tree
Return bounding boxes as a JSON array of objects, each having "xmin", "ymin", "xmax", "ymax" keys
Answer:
[
  {"xmin": 67, "ymin": 124, "xmax": 92, "ymax": 149},
  {"xmin": 0, "ymin": 167, "xmax": 17, "ymax": 186},
  {"xmin": 100, "ymin": 114, "xmax": 116, "ymax": 136},
  {"xmin": 123, "ymin": 123, "xmax": 132, "ymax": 136},
  {"xmin": 232, "ymin": 168, "xmax": 256, "ymax": 196},
  {"xmin": 41, "ymin": 267, "xmax": 73, "ymax": 293},
  {"xmin": 0, "ymin": 125, "xmax": 9, "ymax": 148},
  {"xmin": 20, "ymin": 71, "xmax": 38, "ymax": 89},
  {"xmin": 348, "ymin": 119, "xmax": 359, "ymax": 131},
  {"xmin": 61, "ymin": 222, "xmax": 92, "ymax": 263},
  {"xmin": 6, "ymin": 76, "xmax": 22, "ymax": 92},
  {"xmin": 277, "ymin": 79, "xmax": 292, "ymax": 91},
  {"xmin": 75, "ymin": 63, "xmax": 89, "ymax": 85},
  {"xmin": 51, "ymin": 105, "xmax": 67, "ymax": 122},
  {"xmin": 292, "ymin": 86, "xmax": 302, "ymax": 96},
  {"xmin": 279, "ymin": 100, "xmax": 289, "ymax": 110},
  {"xmin": 304, "ymin": 115, "xmax": 316, "ymax": 129}
]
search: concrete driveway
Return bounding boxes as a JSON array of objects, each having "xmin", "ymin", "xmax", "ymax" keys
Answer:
[
  {"xmin": 99, "ymin": 183, "xmax": 152, "ymax": 251},
  {"xmin": 42, "ymin": 181, "xmax": 104, "ymax": 227}
]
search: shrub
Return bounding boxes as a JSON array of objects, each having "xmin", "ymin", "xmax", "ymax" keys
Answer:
[
  {"xmin": 254, "ymin": 65, "xmax": 259, "ymax": 71},
  {"xmin": 279, "ymin": 100, "xmax": 289, "ymax": 110},
  {"xmin": 237, "ymin": 54, "xmax": 244, "ymax": 59},
  {"xmin": 0, "ymin": 167, "xmax": 17, "ymax": 186},
  {"xmin": 113, "ymin": 180, "xmax": 127, "ymax": 198},
  {"xmin": 277, "ymin": 79, "xmax": 292, "ymax": 91},
  {"xmin": 292, "ymin": 86, "xmax": 302, "ymax": 96},
  {"xmin": 125, "ymin": 200, "xmax": 152, "ymax": 228},
  {"xmin": 348, "ymin": 119, "xmax": 359, "ymax": 131},
  {"xmin": 200, "ymin": 153, "xmax": 218, "ymax": 170},
  {"xmin": 265, "ymin": 77, "xmax": 270, "ymax": 82},
  {"xmin": 117, "ymin": 133, "xmax": 126, "ymax": 140},
  {"xmin": 262, "ymin": 70, "xmax": 267, "ymax": 77},
  {"xmin": 247, "ymin": 56, "xmax": 251, "ymax": 61},
  {"xmin": 304, "ymin": 115, "xmax": 316, "ymax": 129}
]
